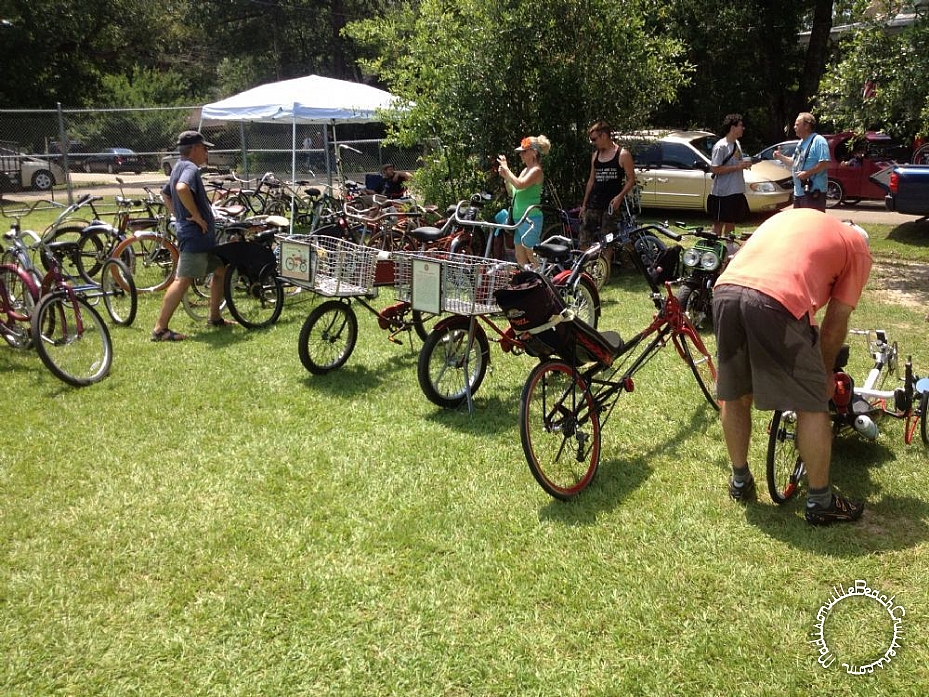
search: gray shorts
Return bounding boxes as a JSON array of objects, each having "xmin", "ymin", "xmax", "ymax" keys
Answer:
[
  {"xmin": 712, "ymin": 285, "xmax": 828, "ymax": 412},
  {"xmin": 177, "ymin": 251, "xmax": 224, "ymax": 279}
]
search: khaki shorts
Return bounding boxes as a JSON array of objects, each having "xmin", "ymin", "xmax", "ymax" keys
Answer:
[
  {"xmin": 177, "ymin": 251, "xmax": 224, "ymax": 280},
  {"xmin": 712, "ymin": 285, "xmax": 829, "ymax": 412}
]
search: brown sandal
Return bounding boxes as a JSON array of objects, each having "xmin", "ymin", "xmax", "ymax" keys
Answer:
[{"xmin": 151, "ymin": 328, "xmax": 187, "ymax": 342}]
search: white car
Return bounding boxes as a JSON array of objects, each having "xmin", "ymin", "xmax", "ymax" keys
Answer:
[
  {"xmin": 0, "ymin": 147, "xmax": 65, "ymax": 191},
  {"xmin": 621, "ymin": 130, "xmax": 793, "ymax": 213}
]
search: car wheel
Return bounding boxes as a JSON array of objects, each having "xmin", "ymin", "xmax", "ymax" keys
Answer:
[
  {"xmin": 163, "ymin": 162, "xmax": 173, "ymax": 176},
  {"xmin": 107, "ymin": 163, "xmax": 115, "ymax": 174},
  {"xmin": 825, "ymin": 179, "xmax": 844, "ymax": 208},
  {"xmin": 30, "ymin": 170, "xmax": 54, "ymax": 191},
  {"xmin": 83, "ymin": 162, "xmax": 92, "ymax": 173}
]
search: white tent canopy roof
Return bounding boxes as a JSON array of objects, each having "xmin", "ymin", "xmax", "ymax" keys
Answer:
[{"xmin": 200, "ymin": 74, "xmax": 401, "ymax": 124}]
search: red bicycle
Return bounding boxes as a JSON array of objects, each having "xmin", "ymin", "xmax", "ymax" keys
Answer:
[{"xmin": 498, "ymin": 223, "xmax": 717, "ymax": 500}]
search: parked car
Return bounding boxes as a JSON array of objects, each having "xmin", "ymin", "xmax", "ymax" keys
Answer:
[
  {"xmin": 161, "ymin": 150, "xmax": 235, "ymax": 175},
  {"xmin": 621, "ymin": 130, "xmax": 793, "ymax": 213},
  {"xmin": 753, "ymin": 139, "xmax": 799, "ymax": 165},
  {"xmin": 823, "ymin": 131, "xmax": 910, "ymax": 208},
  {"xmin": 0, "ymin": 144, "xmax": 64, "ymax": 191},
  {"xmin": 47, "ymin": 140, "xmax": 90, "ymax": 169},
  {"xmin": 81, "ymin": 147, "xmax": 143, "ymax": 174}
]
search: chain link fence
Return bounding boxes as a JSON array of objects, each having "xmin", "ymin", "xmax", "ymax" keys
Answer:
[{"xmin": 0, "ymin": 105, "xmax": 423, "ymax": 199}]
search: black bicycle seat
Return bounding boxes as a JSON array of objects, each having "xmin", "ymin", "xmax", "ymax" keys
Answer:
[
  {"xmin": 411, "ymin": 226, "xmax": 447, "ymax": 243},
  {"xmin": 534, "ymin": 241, "xmax": 572, "ymax": 262}
]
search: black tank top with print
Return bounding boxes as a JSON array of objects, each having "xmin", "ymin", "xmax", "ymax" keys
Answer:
[{"xmin": 589, "ymin": 149, "xmax": 624, "ymax": 210}]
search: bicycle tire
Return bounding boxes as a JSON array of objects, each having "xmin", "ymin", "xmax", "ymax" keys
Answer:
[
  {"xmin": 766, "ymin": 410, "xmax": 805, "ymax": 504},
  {"xmin": 111, "ymin": 233, "xmax": 178, "ymax": 292},
  {"xmin": 367, "ymin": 228, "xmax": 416, "ymax": 252},
  {"xmin": 417, "ymin": 318, "xmax": 490, "ymax": 409},
  {"xmin": 31, "ymin": 293, "xmax": 112, "ymax": 386},
  {"xmin": 224, "ymin": 263, "xmax": 284, "ymax": 329},
  {"xmin": 632, "ymin": 233, "xmax": 665, "ymax": 269},
  {"xmin": 519, "ymin": 360, "xmax": 601, "ymax": 500},
  {"xmin": 674, "ymin": 328, "xmax": 719, "ymax": 410},
  {"xmin": 556, "ymin": 274, "xmax": 600, "ymax": 328},
  {"xmin": 913, "ymin": 143, "xmax": 929, "ymax": 165},
  {"xmin": 676, "ymin": 283, "xmax": 711, "ymax": 331},
  {"xmin": 298, "ymin": 300, "xmax": 358, "ymax": 374},
  {"xmin": 0, "ymin": 262, "xmax": 39, "ymax": 349},
  {"xmin": 412, "ymin": 309, "xmax": 435, "ymax": 343},
  {"xmin": 584, "ymin": 253, "xmax": 611, "ymax": 290},
  {"xmin": 100, "ymin": 258, "xmax": 138, "ymax": 326},
  {"xmin": 920, "ymin": 391, "xmax": 929, "ymax": 446},
  {"xmin": 181, "ymin": 273, "xmax": 225, "ymax": 322}
]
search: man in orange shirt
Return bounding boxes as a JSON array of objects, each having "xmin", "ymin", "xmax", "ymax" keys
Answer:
[{"xmin": 712, "ymin": 208, "xmax": 872, "ymax": 525}]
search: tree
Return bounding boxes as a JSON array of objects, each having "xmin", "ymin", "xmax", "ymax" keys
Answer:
[
  {"xmin": 818, "ymin": 12, "xmax": 929, "ymax": 142},
  {"xmin": 345, "ymin": 0, "xmax": 690, "ymax": 204}
]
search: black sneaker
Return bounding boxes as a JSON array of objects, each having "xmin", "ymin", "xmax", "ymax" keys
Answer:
[
  {"xmin": 805, "ymin": 494, "xmax": 865, "ymax": 526},
  {"xmin": 728, "ymin": 475, "xmax": 756, "ymax": 502}
]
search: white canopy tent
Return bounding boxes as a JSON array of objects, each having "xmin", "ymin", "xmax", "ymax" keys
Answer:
[{"xmin": 200, "ymin": 74, "xmax": 404, "ymax": 225}]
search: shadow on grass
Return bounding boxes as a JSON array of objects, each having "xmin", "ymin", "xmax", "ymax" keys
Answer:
[
  {"xmin": 745, "ymin": 436, "xmax": 929, "ymax": 555},
  {"xmin": 887, "ymin": 219, "xmax": 929, "ymax": 247},
  {"xmin": 298, "ymin": 350, "xmax": 418, "ymax": 396},
  {"xmin": 536, "ymin": 400, "xmax": 720, "ymax": 526}
]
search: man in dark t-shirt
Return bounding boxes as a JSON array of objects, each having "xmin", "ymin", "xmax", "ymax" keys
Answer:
[{"xmin": 151, "ymin": 130, "xmax": 232, "ymax": 341}]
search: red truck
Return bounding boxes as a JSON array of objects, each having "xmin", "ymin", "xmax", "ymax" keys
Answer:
[{"xmin": 824, "ymin": 131, "xmax": 911, "ymax": 208}]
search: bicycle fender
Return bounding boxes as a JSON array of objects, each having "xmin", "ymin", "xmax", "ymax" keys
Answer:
[
  {"xmin": 552, "ymin": 269, "xmax": 601, "ymax": 306},
  {"xmin": 432, "ymin": 315, "xmax": 489, "ymax": 360}
]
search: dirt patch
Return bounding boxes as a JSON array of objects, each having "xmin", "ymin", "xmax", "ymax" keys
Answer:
[{"xmin": 868, "ymin": 258, "xmax": 929, "ymax": 316}]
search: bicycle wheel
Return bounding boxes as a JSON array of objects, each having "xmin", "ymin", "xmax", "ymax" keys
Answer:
[
  {"xmin": 224, "ymin": 264, "xmax": 284, "ymax": 329},
  {"xmin": 766, "ymin": 410, "xmax": 805, "ymax": 504},
  {"xmin": 181, "ymin": 273, "xmax": 225, "ymax": 322},
  {"xmin": 0, "ymin": 263, "xmax": 39, "ymax": 349},
  {"xmin": 111, "ymin": 233, "xmax": 178, "ymax": 292},
  {"xmin": 674, "ymin": 328, "xmax": 719, "ymax": 410},
  {"xmin": 298, "ymin": 300, "xmax": 358, "ymax": 374},
  {"xmin": 519, "ymin": 360, "xmax": 601, "ymax": 500},
  {"xmin": 556, "ymin": 275, "xmax": 600, "ymax": 328},
  {"xmin": 913, "ymin": 143, "xmax": 929, "ymax": 165},
  {"xmin": 42, "ymin": 224, "xmax": 91, "ymax": 280},
  {"xmin": 75, "ymin": 230, "xmax": 111, "ymax": 281},
  {"xmin": 367, "ymin": 228, "xmax": 416, "ymax": 252},
  {"xmin": 417, "ymin": 319, "xmax": 490, "ymax": 409},
  {"xmin": 676, "ymin": 284, "xmax": 711, "ymax": 330},
  {"xmin": 31, "ymin": 293, "xmax": 112, "ymax": 386},
  {"xmin": 584, "ymin": 252, "xmax": 611, "ymax": 290},
  {"xmin": 100, "ymin": 258, "xmax": 138, "ymax": 326},
  {"xmin": 632, "ymin": 233, "xmax": 666, "ymax": 268}
]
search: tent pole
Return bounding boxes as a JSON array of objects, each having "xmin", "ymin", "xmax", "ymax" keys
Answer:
[{"xmin": 290, "ymin": 116, "xmax": 296, "ymax": 234}]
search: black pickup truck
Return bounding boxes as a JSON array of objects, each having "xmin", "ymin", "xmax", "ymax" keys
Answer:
[{"xmin": 872, "ymin": 164, "xmax": 929, "ymax": 218}]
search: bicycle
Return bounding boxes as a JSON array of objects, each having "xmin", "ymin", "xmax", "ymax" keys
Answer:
[
  {"xmin": 414, "ymin": 209, "xmax": 603, "ymax": 410},
  {"xmin": 766, "ymin": 329, "xmax": 929, "ymax": 504},
  {"xmin": 497, "ymin": 223, "xmax": 718, "ymax": 500},
  {"xmin": 277, "ymin": 233, "xmax": 436, "ymax": 374},
  {"xmin": 108, "ymin": 184, "xmax": 180, "ymax": 293},
  {"xmin": 2, "ymin": 201, "xmax": 138, "ymax": 329},
  {"xmin": 1, "ymin": 202, "xmax": 136, "ymax": 385}
]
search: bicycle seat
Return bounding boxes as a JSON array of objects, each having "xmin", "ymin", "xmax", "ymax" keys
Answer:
[
  {"xmin": 534, "ymin": 241, "xmax": 573, "ymax": 263},
  {"xmin": 411, "ymin": 226, "xmax": 447, "ymax": 243}
]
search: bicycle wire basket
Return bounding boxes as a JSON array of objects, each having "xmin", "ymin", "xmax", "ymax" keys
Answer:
[
  {"xmin": 276, "ymin": 233, "xmax": 379, "ymax": 296},
  {"xmin": 393, "ymin": 249, "xmax": 518, "ymax": 315}
]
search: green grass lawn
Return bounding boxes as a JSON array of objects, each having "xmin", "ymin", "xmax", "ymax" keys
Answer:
[{"xmin": 2, "ymin": 207, "xmax": 929, "ymax": 695}]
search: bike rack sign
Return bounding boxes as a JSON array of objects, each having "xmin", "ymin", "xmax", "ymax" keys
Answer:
[{"xmin": 411, "ymin": 259, "xmax": 442, "ymax": 315}]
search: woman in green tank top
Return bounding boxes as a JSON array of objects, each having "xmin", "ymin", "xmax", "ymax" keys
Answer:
[{"xmin": 496, "ymin": 134, "xmax": 551, "ymax": 268}]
